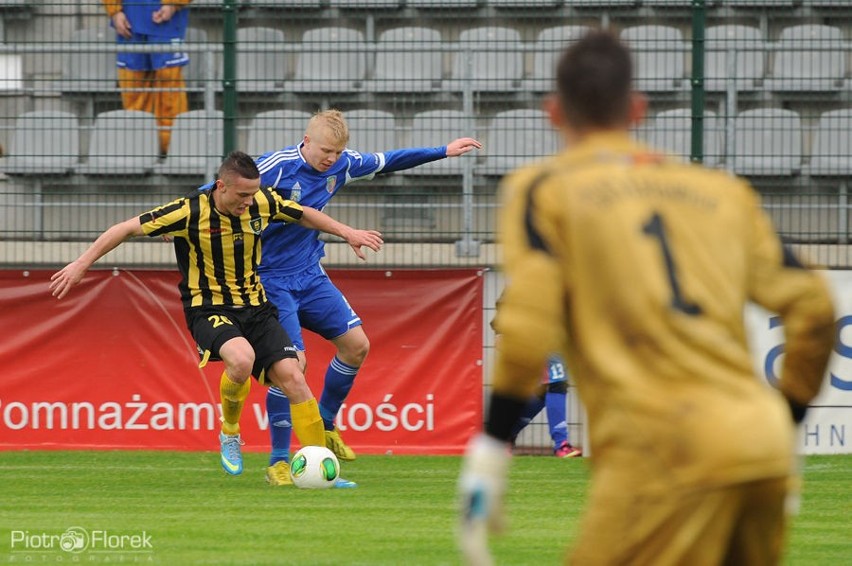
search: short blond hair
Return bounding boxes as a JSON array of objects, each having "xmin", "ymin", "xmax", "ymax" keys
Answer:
[{"xmin": 306, "ymin": 109, "xmax": 350, "ymax": 145}]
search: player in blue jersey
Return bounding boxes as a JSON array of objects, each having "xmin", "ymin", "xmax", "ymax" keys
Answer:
[
  {"xmin": 255, "ymin": 109, "xmax": 481, "ymax": 486},
  {"xmin": 509, "ymin": 355, "xmax": 582, "ymax": 458}
]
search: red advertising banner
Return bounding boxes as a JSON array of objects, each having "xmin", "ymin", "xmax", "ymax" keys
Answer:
[{"xmin": 0, "ymin": 268, "xmax": 483, "ymax": 454}]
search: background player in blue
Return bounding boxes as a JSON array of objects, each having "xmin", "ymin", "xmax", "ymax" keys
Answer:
[
  {"xmin": 509, "ymin": 355, "xmax": 582, "ymax": 458},
  {"xmin": 255, "ymin": 109, "xmax": 482, "ymax": 486}
]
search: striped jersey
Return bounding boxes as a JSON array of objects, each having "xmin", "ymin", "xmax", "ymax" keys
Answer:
[
  {"xmin": 255, "ymin": 142, "xmax": 446, "ymax": 276},
  {"xmin": 494, "ymin": 131, "xmax": 835, "ymax": 490},
  {"xmin": 138, "ymin": 186, "xmax": 303, "ymax": 308}
]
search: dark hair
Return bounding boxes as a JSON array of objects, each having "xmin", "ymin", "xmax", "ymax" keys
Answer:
[
  {"xmin": 218, "ymin": 150, "xmax": 260, "ymax": 181},
  {"xmin": 556, "ymin": 31, "xmax": 633, "ymax": 130}
]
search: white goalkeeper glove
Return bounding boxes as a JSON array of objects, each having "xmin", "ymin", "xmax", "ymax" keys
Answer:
[{"xmin": 457, "ymin": 433, "xmax": 512, "ymax": 566}]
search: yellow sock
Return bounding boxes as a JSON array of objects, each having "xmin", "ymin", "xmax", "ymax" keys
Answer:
[
  {"xmin": 220, "ymin": 372, "xmax": 250, "ymax": 435},
  {"xmin": 290, "ymin": 398, "xmax": 325, "ymax": 447}
]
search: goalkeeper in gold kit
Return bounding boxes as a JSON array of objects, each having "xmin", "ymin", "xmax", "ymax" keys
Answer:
[{"xmin": 458, "ymin": 31, "xmax": 836, "ymax": 565}]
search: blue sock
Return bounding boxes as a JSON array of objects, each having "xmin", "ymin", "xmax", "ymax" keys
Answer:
[
  {"xmin": 266, "ymin": 386, "xmax": 292, "ymax": 465},
  {"xmin": 510, "ymin": 395, "xmax": 546, "ymax": 441},
  {"xmin": 545, "ymin": 391, "xmax": 568, "ymax": 448},
  {"xmin": 319, "ymin": 356, "xmax": 359, "ymax": 430}
]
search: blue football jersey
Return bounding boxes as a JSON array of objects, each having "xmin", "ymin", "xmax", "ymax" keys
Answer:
[{"xmin": 256, "ymin": 142, "xmax": 446, "ymax": 276}]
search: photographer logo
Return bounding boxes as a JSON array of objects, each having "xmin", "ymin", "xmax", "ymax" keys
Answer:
[{"xmin": 10, "ymin": 526, "xmax": 152, "ymax": 558}]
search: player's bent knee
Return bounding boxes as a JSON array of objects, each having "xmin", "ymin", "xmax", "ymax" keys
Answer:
[{"xmin": 268, "ymin": 359, "xmax": 311, "ymax": 402}]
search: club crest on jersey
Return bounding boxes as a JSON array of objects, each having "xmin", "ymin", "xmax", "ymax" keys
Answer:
[
  {"xmin": 326, "ymin": 177, "xmax": 336, "ymax": 193},
  {"xmin": 250, "ymin": 217, "xmax": 262, "ymax": 234},
  {"xmin": 290, "ymin": 181, "xmax": 302, "ymax": 202}
]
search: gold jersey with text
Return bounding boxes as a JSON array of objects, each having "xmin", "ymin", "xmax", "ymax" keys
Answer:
[{"xmin": 494, "ymin": 132, "xmax": 835, "ymax": 490}]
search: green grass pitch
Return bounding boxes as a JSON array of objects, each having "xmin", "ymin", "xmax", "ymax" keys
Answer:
[{"xmin": 2, "ymin": 452, "xmax": 850, "ymax": 564}]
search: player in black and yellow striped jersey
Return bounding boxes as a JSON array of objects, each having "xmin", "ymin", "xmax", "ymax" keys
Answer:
[
  {"xmin": 50, "ymin": 151, "xmax": 383, "ymax": 481},
  {"xmin": 458, "ymin": 32, "xmax": 836, "ymax": 565}
]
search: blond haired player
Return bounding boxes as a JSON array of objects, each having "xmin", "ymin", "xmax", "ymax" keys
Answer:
[{"xmin": 458, "ymin": 31, "xmax": 836, "ymax": 565}]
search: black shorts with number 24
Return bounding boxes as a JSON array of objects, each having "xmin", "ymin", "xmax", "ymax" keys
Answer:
[{"xmin": 185, "ymin": 301, "xmax": 298, "ymax": 384}]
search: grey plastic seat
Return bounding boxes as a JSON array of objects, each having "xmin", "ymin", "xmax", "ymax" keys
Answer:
[
  {"xmin": 620, "ymin": 25, "xmax": 687, "ymax": 92},
  {"xmin": 3, "ymin": 111, "xmax": 79, "ymax": 175},
  {"xmin": 56, "ymin": 27, "xmax": 116, "ymax": 94},
  {"xmin": 246, "ymin": 109, "xmax": 312, "ymax": 158},
  {"xmin": 705, "ymin": 25, "xmax": 765, "ymax": 92},
  {"xmin": 156, "ymin": 110, "xmax": 224, "ymax": 177},
  {"xmin": 564, "ymin": 0, "xmax": 636, "ymax": 6},
  {"xmin": 183, "ymin": 27, "xmax": 210, "ymax": 92},
  {"xmin": 345, "ymin": 110, "xmax": 398, "ymax": 153},
  {"xmin": 489, "ymin": 0, "xmax": 562, "ymax": 7},
  {"xmin": 480, "ymin": 109, "xmax": 559, "ymax": 176},
  {"xmin": 640, "ymin": 109, "xmax": 722, "ymax": 167},
  {"xmin": 368, "ymin": 27, "xmax": 444, "ymax": 93},
  {"xmin": 403, "ymin": 110, "xmax": 474, "ymax": 176},
  {"xmin": 450, "ymin": 26, "xmax": 523, "ymax": 92},
  {"xmin": 525, "ymin": 25, "xmax": 592, "ymax": 92},
  {"xmin": 75, "ymin": 110, "xmax": 159, "ymax": 175},
  {"xmin": 766, "ymin": 25, "xmax": 846, "ymax": 92},
  {"xmin": 409, "ymin": 0, "xmax": 478, "ymax": 8},
  {"xmin": 234, "ymin": 27, "xmax": 287, "ymax": 93},
  {"xmin": 290, "ymin": 27, "xmax": 367, "ymax": 92},
  {"xmin": 727, "ymin": 0, "xmax": 794, "ymax": 6},
  {"xmin": 331, "ymin": 0, "xmax": 402, "ymax": 7},
  {"xmin": 0, "ymin": 49, "xmax": 22, "ymax": 92},
  {"xmin": 250, "ymin": 0, "xmax": 322, "ymax": 7},
  {"xmin": 732, "ymin": 108, "xmax": 801, "ymax": 177},
  {"xmin": 809, "ymin": 109, "xmax": 852, "ymax": 177}
]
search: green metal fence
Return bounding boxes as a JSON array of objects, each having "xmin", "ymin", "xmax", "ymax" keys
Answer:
[{"xmin": 1, "ymin": 1, "xmax": 850, "ymax": 267}]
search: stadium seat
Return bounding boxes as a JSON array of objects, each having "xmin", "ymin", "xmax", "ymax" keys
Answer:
[
  {"xmin": 155, "ymin": 110, "xmax": 224, "ymax": 177},
  {"xmin": 525, "ymin": 25, "xmax": 592, "ymax": 93},
  {"xmin": 55, "ymin": 27, "xmax": 116, "ymax": 94},
  {"xmin": 233, "ymin": 27, "xmax": 287, "ymax": 93},
  {"xmin": 732, "ymin": 108, "xmax": 801, "ymax": 177},
  {"xmin": 480, "ymin": 109, "xmax": 560, "ymax": 176},
  {"xmin": 809, "ymin": 109, "xmax": 852, "ymax": 177},
  {"xmin": 489, "ymin": 0, "xmax": 562, "ymax": 7},
  {"xmin": 409, "ymin": 0, "xmax": 478, "ymax": 8},
  {"xmin": 403, "ymin": 110, "xmax": 474, "ymax": 176},
  {"xmin": 191, "ymin": 0, "xmax": 247, "ymax": 6},
  {"xmin": 643, "ymin": 0, "xmax": 710, "ymax": 5},
  {"xmin": 250, "ymin": 0, "xmax": 322, "ymax": 7},
  {"xmin": 0, "ymin": 50, "xmax": 22, "ymax": 92},
  {"xmin": 345, "ymin": 109, "xmax": 398, "ymax": 153},
  {"xmin": 75, "ymin": 110, "xmax": 159, "ymax": 176},
  {"xmin": 2, "ymin": 111, "xmax": 79, "ymax": 175},
  {"xmin": 289, "ymin": 27, "xmax": 367, "ymax": 93},
  {"xmin": 331, "ymin": 0, "xmax": 402, "ymax": 7},
  {"xmin": 620, "ymin": 25, "xmax": 687, "ymax": 92},
  {"xmin": 727, "ymin": 0, "xmax": 795, "ymax": 6},
  {"xmin": 449, "ymin": 26, "xmax": 523, "ymax": 93},
  {"xmin": 704, "ymin": 25, "xmax": 765, "ymax": 92},
  {"xmin": 765, "ymin": 25, "xmax": 846, "ymax": 92},
  {"xmin": 564, "ymin": 0, "xmax": 636, "ymax": 6},
  {"xmin": 246, "ymin": 109, "xmax": 312, "ymax": 158},
  {"xmin": 184, "ymin": 27, "xmax": 210, "ymax": 92},
  {"xmin": 367, "ymin": 27, "xmax": 444, "ymax": 93},
  {"xmin": 639, "ymin": 109, "xmax": 722, "ymax": 167}
]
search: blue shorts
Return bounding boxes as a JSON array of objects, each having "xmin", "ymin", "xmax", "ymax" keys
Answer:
[
  {"xmin": 544, "ymin": 355, "xmax": 568, "ymax": 384},
  {"xmin": 261, "ymin": 263, "xmax": 362, "ymax": 352},
  {"xmin": 116, "ymin": 32, "xmax": 189, "ymax": 71}
]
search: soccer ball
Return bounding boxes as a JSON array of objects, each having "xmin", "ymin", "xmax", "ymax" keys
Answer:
[{"xmin": 289, "ymin": 446, "xmax": 340, "ymax": 489}]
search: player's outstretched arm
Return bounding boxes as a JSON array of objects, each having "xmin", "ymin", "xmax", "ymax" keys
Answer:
[
  {"xmin": 49, "ymin": 217, "xmax": 144, "ymax": 299},
  {"xmin": 446, "ymin": 137, "xmax": 483, "ymax": 157},
  {"xmin": 298, "ymin": 207, "xmax": 383, "ymax": 261}
]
